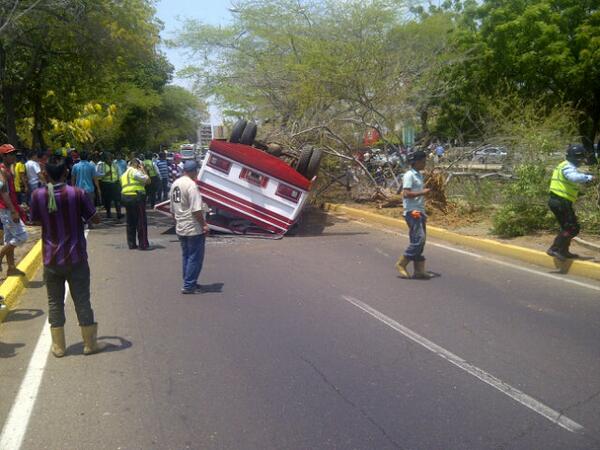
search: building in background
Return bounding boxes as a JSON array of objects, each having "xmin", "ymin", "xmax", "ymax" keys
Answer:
[
  {"xmin": 198, "ymin": 123, "xmax": 213, "ymax": 148},
  {"xmin": 212, "ymin": 125, "xmax": 225, "ymax": 140}
]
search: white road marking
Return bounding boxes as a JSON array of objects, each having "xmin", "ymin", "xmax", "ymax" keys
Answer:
[
  {"xmin": 0, "ymin": 324, "xmax": 52, "ymax": 449},
  {"xmin": 0, "ymin": 283, "xmax": 71, "ymax": 450},
  {"xmin": 374, "ymin": 248, "xmax": 391, "ymax": 258},
  {"xmin": 354, "ymin": 220, "xmax": 600, "ymax": 292},
  {"xmin": 0, "ymin": 230, "xmax": 88, "ymax": 450},
  {"xmin": 341, "ymin": 295, "xmax": 585, "ymax": 434},
  {"xmin": 427, "ymin": 241, "xmax": 483, "ymax": 259}
]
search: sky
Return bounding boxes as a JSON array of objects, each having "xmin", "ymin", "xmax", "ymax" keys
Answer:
[{"xmin": 154, "ymin": 0, "xmax": 233, "ymax": 124}]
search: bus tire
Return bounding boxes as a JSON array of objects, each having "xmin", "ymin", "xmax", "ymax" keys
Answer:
[
  {"xmin": 305, "ymin": 148, "xmax": 323, "ymax": 179},
  {"xmin": 229, "ymin": 119, "xmax": 247, "ymax": 143},
  {"xmin": 240, "ymin": 122, "xmax": 257, "ymax": 145},
  {"xmin": 295, "ymin": 146, "xmax": 313, "ymax": 176}
]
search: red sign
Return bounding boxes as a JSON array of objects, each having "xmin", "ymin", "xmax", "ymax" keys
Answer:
[{"xmin": 363, "ymin": 128, "xmax": 380, "ymax": 147}]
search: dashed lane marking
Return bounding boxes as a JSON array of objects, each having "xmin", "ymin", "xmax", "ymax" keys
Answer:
[{"xmin": 342, "ymin": 295, "xmax": 585, "ymax": 434}]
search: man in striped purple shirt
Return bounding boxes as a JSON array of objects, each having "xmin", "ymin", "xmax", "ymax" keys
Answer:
[{"xmin": 30, "ymin": 155, "xmax": 107, "ymax": 357}]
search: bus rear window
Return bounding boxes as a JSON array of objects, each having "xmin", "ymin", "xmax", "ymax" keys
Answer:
[{"xmin": 207, "ymin": 154, "xmax": 232, "ymax": 174}]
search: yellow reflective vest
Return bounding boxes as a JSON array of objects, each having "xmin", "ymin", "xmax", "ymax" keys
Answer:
[
  {"xmin": 549, "ymin": 161, "xmax": 578, "ymax": 202},
  {"xmin": 143, "ymin": 160, "xmax": 157, "ymax": 177},
  {"xmin": 98, "ymin": 161, "xmax": 119, "ymax": 183},
  {"xmin": 121, "ymin": 167, "xmax": 146, "ymax": 196}
]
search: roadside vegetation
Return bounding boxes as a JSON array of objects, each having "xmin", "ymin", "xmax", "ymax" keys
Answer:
[
  {"xmin": 0, "ymin": 0, "xmax": 206, "ymax": 152},
  {"xmin": 173, "ymin": 0, "xmax": 600, "ymax": 238}
]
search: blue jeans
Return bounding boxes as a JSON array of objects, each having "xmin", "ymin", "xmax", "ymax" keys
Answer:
[
  {"xmin": 179, "ymin": 234, "xmax": 206, "ymax": 291},
  {"xmin": 404, "ymin": 212, "xmax": 426, "ymax": 261}
]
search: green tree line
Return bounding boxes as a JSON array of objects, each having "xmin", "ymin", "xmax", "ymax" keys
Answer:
[
  {"xmin": 0, "ymin": 0, "xmax": 206, "ymax": 152},
  {"xmin": 173, "ymin": 0, "xmax": 599, "ymax": 153}
]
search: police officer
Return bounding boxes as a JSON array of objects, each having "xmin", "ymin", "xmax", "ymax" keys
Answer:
[
  {"xmin": 121, "ymin": 159, "xmax": 150, "ymax": 250},
  {"xmin": 141, "ymin": 153, "xmax": 160, "ymax": 209},
  {"xmin": 547, "ymin": 144, "xmax": 595, "ymax": 260},
  {"xmin": 96, "ymin": 152, "xmax": 122, "ymax": 220}
]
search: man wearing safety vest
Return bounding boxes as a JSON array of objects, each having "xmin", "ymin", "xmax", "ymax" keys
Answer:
[
  {"xmin": 96, "ymin": 152, "xmax": 122, "ymax": 221},
  {"xmin": 547, "ymin": 144, "xmax": 595, "ymax": 260},
  {"xmin": 121, "ymin": 158, "xmax": 150, "ymax": 250},
  {"xmin": 141, "ymin": 153, "xmax": 160, "ymax": 209}
]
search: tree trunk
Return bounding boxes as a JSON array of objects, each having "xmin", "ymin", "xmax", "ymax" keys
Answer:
[
  {"xmin": 580, "ymin": 94, "xmax": 599, "ymax": 151},
  {"xmin": 31, "ymin": 91, "xmax": 45, "ymax": 150},
  {"xmin": 0, "ymin": 41, "xmax": 18, "ymax": 145},
  {"xmin": 31, "ymin": 59, "xmax": 46, "ymax": 150},
  {"xmin": 420, "ymin": 108, "xmax": 429, "ymax": 138}
]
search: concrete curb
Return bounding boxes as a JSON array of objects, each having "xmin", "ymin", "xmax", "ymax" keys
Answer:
[
  {"xmin": 0, "ymin": 240, "xmax": 43, "ymax": 324},
  {"xmin": 322, "ymin": 203, "xmax": 600, "ymax": 282}
]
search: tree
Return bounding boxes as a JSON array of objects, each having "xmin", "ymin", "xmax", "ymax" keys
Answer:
[
  {"xmin": 173, "ymin": 0, "xmax": 461, "ymax": 152},
  {"xmin": 442, "ymin": 0, "xmax": 600, "ymax": 147},
  {"xmin": 0, "ymin": 0, "xmax": 168, "ymax": 147},
  {"xmin": 112, "ymin": 84, "xmax": 206, "ymax": 151}
]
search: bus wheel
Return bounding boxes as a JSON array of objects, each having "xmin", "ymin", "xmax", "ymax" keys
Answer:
[
  {"xmin": 305, "ymin": 148, "xmax": 323, "ymax": 179},
  {"xmin": 229, "ymin": 119, "xmax": 247, "ymax": 143},
  {"xmin": 240, "ymin": 122, "xmax": 257, "ymax": 145},
  {"xmin": 295, "ymin": 146, "xmax": 313, "ymax": 176}
]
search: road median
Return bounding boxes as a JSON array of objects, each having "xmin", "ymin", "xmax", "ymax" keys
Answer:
[
  {"xmin": 322, "ymin": 203, "xmax": 600, "ymax": 282},
  {"xmin": 0, "ymin": 240, "xmax": 43, "ymax": 324}
]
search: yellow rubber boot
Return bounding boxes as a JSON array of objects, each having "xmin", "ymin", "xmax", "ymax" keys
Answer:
[
  {"xmin": 80, "ymin": 323, "xmax": 107, "ymax": 355},
  {"xmin": 413, "ymin": 260, "xmax": 432, "ymax": 280},
  {"xmin": 395, "ymin": 256, "xmax": 410, "ymax": 279},
  {"xmin": 50, "ymin": 327, "xmax": 66, "ymax": 358}
]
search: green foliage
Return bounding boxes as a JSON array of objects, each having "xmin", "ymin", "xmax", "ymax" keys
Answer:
[
  {"xmin": 492, "ymin": 164, "xmax": 555, "ymax": 237},
  {"xmin": 112, "ymin": 85, "xmax": 205, "ymax": 151},
  {"xmin": 0, "ymin": 0, "xmax": 188, "ymax": 150},
  {"xmin": 172, "ymin": 0, "xmax": 460, "ymax": 149},
  {"xmin": 450, "ymin": 178, "xmax": 498, "ymax": 214},
  {"xmin": 440, "ymin": 0, "xmax": 600, "ymax": 144}
]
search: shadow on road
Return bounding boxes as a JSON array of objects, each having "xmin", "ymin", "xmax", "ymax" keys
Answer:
[
  {"xmin": 66, "ymin": 335, "xmax": 132, "ymax": 356},
  {"xmin": 25, "ymin": 280, "xmax": 45, "ymax": 289},
  {"xmin": 288, "ymin": 207, "xmax": 370, "ymax": 238},
  {"xmin": 198, "ymin": 282, "xmax": 224, "ymax": 293},
  {"xmin": 0, "ymin": 341, "xmax": 25, "ymax": 358},
  {"xmin": 4, "ymin": 308, "xmax": 44, "ymax": 322}
]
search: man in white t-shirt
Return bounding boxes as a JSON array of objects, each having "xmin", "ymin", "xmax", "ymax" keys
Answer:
[
  {"xmin": 25, "ymin": 150, "xmax": 46, "ymax": 199},
  {"xmin": 396, "ymin": 150, "xmax": 432, "ymax": 280},
  {"xmin": 169, "ymin": 160, "xmax": 209, "ymax": 294}
]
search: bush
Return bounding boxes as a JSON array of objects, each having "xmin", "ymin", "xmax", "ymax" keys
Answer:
[
  {"xmin": 492, "ymin": 164, "xmax": 555, "ymax": 237},
  {"xmin": 449, "ymin": 177, "xmax": 500, "ymax": 214}
]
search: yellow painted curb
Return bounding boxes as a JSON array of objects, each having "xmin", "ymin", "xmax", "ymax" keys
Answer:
[
  {"xmin": 0, "ymin": 240, "xmax": 43, "ymax": 324},
  {"xmin": 322, "ymin": 203, "xmax": 600, "ymax": 282}
]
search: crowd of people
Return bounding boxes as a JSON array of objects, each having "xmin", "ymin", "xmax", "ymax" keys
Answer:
[
  {"xmin": 1, "ymin": 141, "xmax": 209, "ymax": 357},
  {"xmin": 16, "ymin": 148, "xmax": 185, "ymax": 215}
]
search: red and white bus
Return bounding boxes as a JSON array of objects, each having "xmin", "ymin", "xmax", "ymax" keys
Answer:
[{"xmin": 157, "ymin": 139, "xmax": 315, "ymax": 237}]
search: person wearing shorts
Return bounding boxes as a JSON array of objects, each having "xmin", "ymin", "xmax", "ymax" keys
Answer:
[{"xmin": 0, "ymin": 144, "xmax": 28, "ymax": 276}]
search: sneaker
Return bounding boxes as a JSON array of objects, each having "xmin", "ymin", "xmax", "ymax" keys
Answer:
[
  {"xmin": 6, "ymin": 267, "xmax": 25, "ymax": 277},
  {"xmin": 564, "ymin": 251, "xmax": 580, "ymax": 259},
  {"xmin": 546, "ymin": 248, "xmax": 567, "ymax": 261}
]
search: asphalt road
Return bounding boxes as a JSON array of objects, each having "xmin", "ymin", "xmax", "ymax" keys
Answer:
[{"xmin": 1, "ymin": 208, "xmax": 600, "ymax": 450}]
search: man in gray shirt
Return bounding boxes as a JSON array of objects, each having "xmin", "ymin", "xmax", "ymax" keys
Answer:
[{"xmin": 396, "ymin": 150, "xmax": 431, "ymax": 279}]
